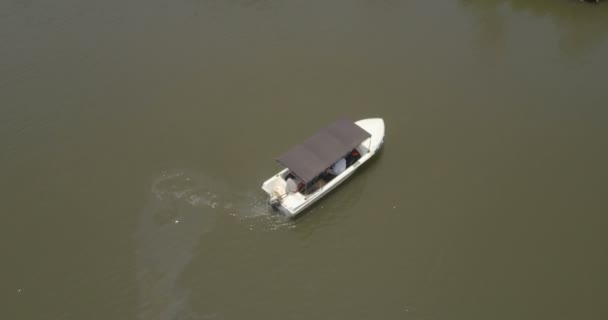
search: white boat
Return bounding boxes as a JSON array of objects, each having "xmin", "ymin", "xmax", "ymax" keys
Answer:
[{"xmin": 261, "ymin": 118, "xmax": 385, "ymax": 218}]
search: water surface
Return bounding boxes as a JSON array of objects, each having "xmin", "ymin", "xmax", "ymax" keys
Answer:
[{"xmin": 1, "ymin": 1, "xmax": 607, "ymax": 319}]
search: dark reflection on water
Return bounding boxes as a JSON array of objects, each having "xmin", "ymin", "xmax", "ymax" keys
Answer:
[{"xmin": 461, "ymin": 0, "xmax": 608, "ymax": 56}]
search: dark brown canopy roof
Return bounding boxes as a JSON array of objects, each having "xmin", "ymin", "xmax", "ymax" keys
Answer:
[{"xmin": 276, "ymin": 119, "xmax": 371, "ymax": 183}]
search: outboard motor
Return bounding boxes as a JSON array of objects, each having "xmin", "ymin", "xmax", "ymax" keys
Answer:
[{"xmin": 268, "ymin": 196, "xmax": 281, "ymax": 208}]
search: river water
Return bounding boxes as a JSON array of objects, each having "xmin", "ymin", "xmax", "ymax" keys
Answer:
[{"xmin": 2, "ymin": 1, "xmax": 607, "ymax": 319}]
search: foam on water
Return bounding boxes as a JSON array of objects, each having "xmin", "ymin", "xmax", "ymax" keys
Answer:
[{"xmin": 135, "ymin": 169, "xmax": 293, "ymax": 319}]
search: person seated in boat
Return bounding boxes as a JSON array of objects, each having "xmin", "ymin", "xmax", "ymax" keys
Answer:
[
  {"xmin": 327, "ymin": 157, "xmax": 346, "ymax": 176},
  {"xmin": 286, "ymin": 176, "xmax": 304, "ymax": 194},
  {"xmin": 345, "ymin": 149, "xmax": 361, "ymax": 166}
]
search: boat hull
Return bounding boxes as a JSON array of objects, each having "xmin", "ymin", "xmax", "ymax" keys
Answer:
[{"xmin": 262, "ymin": 118, "xmax": 385, "ymax": 218}]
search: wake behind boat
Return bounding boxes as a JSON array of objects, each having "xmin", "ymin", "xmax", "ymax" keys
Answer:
[{"xmin": 261, "ymin": 118, "xmax": 385, "ymax": 218}]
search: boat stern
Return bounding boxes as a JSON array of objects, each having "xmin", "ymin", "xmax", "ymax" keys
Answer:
[{"xmin": 261, "ymin": 173, "xmax": 301, "ymax": 217}]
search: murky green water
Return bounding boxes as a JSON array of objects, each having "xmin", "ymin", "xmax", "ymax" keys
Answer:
[{"xmin": 2, "ymin": 1, "xmax": 607, "ymax": 319}]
